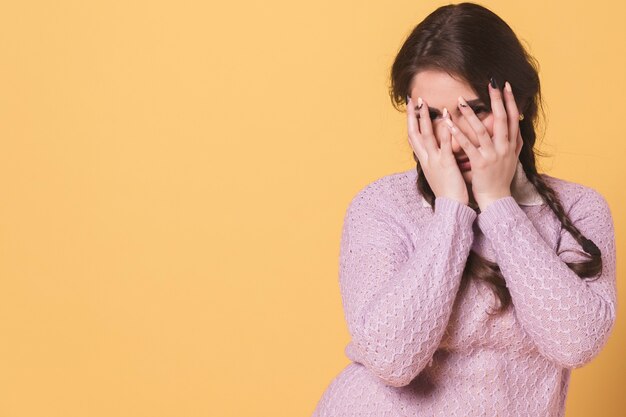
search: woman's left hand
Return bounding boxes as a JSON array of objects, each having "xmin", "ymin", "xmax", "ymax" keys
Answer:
[{"xmin": 444, "ymin": 80, "xmax": 524, "ymax": 211}]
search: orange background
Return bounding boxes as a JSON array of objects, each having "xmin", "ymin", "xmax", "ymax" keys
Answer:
[{"xmin": 0, "ymin": 1, "xmax": 624, "ymax": 416}]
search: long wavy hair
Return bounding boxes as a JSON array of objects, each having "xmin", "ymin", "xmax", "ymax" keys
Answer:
[{"xmin": 388, "ymin": 2, "xmax": 602, "ymax": 315}]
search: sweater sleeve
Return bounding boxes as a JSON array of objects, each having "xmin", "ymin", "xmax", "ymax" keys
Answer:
[
  {"xmin": 339, "ymin": 186, "xmax": 477, "ymax": 387},
  {"xmin": 476, "ymin": 189, "xmax": 617, "ymax": 369}
]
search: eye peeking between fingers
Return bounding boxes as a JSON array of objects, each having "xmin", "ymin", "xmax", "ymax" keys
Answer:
[{"xmin": 428, "ymin": 105, "xmax": 490, "ymax": 120}]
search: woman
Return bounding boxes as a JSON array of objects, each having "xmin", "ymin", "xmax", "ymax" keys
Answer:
[{"xmin": 311, "ymin": 3, "xmax": 616, "ymax": 416}]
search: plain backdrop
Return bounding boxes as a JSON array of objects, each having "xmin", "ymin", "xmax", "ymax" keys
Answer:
[{"xmin": 0, "ymin": 1, "xmax": 624, "ymax": 416}]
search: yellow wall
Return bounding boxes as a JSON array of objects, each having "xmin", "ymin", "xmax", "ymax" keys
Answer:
[{"xmin": 0, "ymin": 1, "xmax": 624, "ymax": 416}]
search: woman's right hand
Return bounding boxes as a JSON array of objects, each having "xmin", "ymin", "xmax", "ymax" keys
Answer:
[{"xmin": 407, "ymin": 96, "xmax": 469, "ymax": 206}]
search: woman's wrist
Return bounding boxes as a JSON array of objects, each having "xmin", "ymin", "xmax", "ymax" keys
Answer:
[
  {"xmin": 475, "ymin": 192, "xmax": 513, "ymax": 212},
  {"xmin": 434, "ymin": 195, "xmax": 478, "ymax": 223}
]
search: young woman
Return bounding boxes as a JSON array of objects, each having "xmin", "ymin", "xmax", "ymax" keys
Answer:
[{"xmin": 311, "ymin": 3, "xmax": 617, "ymax": 416}]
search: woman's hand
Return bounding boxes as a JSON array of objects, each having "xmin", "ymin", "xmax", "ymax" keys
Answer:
[
  {"xmin": 407, "ymin": 95, "xmax": 469, "ymax": 206},
  {"xmin": 444, "ymin": 80, "xmax": 524, "ymax": 211}
]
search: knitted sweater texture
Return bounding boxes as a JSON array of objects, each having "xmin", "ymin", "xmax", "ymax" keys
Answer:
[{"xmin": 311, "ymin": 167, "xmax": 617, "ymax": 417}]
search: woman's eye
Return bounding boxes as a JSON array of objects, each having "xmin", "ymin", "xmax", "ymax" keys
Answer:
[
  {"xmin": 473, "ymin": 106, "xmax": 488, "ymax": 114},
  {"xmin": 421, "ymin": 107, "xmax": 489, "ymax": 121}
]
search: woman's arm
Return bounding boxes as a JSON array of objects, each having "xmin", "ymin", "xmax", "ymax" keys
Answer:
[
  {"xmin": 476, "ymin": 187, "xmax": 617, "ymax": 369},
  {"xmin": 339, "ymin": 183, "xmax": 476, "ymax": 387}
]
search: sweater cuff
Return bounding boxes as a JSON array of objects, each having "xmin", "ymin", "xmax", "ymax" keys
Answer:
[
  {"xmin": 434, "ymin": 196, "xmax": 477, "ymax": 225},
  {"xmin": 476, "ymin": 196, "xmax": 524, "ymax": 233}
]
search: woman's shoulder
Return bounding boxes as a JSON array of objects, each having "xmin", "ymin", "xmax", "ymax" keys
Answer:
[
  {"xmin": 341, "ymin": 168, "xmax": 420, "ymax": 244},
  {"xmin": 344, "ymin": 167, "xmax": 422, "ymax": 222},
  {"xmin": 540, "ymin": 173, "xmax": 611, "ymax": 214}
]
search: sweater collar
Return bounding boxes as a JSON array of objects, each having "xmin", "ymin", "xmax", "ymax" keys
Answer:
[{"xmin": 420, "ymin": 160, "xmax": 545, "ymax": 208}]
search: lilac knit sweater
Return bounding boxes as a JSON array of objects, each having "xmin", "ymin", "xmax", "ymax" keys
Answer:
[{"xmin": 311, "ymin": 167, "xmax": 617, "ymax": 417}]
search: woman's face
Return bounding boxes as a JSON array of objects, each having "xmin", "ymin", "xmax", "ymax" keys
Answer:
[{"xmin": 409, "ymin": 69, "xmax": 495, "ymax": 183}]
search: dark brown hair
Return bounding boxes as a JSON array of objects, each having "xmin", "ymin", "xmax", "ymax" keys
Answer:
[{"xmin": 388, "ymin": 2, "xmax": 601, "ymax": 315}]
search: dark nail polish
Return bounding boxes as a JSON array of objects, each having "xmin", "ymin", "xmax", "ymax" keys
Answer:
[{"xmin": 490, "ymin": 77, "xmax": 498, "ymax": 89}]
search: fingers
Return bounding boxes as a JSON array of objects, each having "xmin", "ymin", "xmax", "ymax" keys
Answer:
[
  {"xmin": 515, "ymin": 129, "xmax": 523, "ymax": 158},
  {"xmin": 406, "ymin": 96, "xmax": 427, "ymax": 160},
  {"xmin": 439, "ymin": 120, "xmax": 453, "ymax": 157},
  {"xmin": 416, "ymin": 97, "xmax": 439, "ymax": 154},
  {"xmin": 503, "ymin": 81, "xmax": 521, "ymax": 151},
  {"xmin": 407, "ymin": 96, "xmax": 438, "ymax": 156},
  {"xmin": 457, "ymin": 95, "xmax": 494, "ymax": 152},
  {"xmin": 488, "ymin": 79, "xmax": 509, "ymax": 154},
  {"xmin": 444, "ymin": 113, "xmax": 481, "ymax": 162}
]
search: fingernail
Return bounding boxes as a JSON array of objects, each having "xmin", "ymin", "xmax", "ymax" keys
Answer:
[
  {"xmin": 505, "ymin": 81, "xmax": 512, "ymax": 93},
  {"xmin": 490, "ymin": 77, "xmax": 498, "ymax": 89},
  {"xmin": 406, "ymin": 95, "xmax": 411, "ymax": 103},
  {"xmin": 417, "ymin": 97, "xmax": 423, "ymax": 109},
  {"xmin": 443, "ymin": 107, "xmax": 448, "ymax": 118},
  {"xmin": 458, "ymin": 96, "xmax": 468, "ymax": 107}
]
